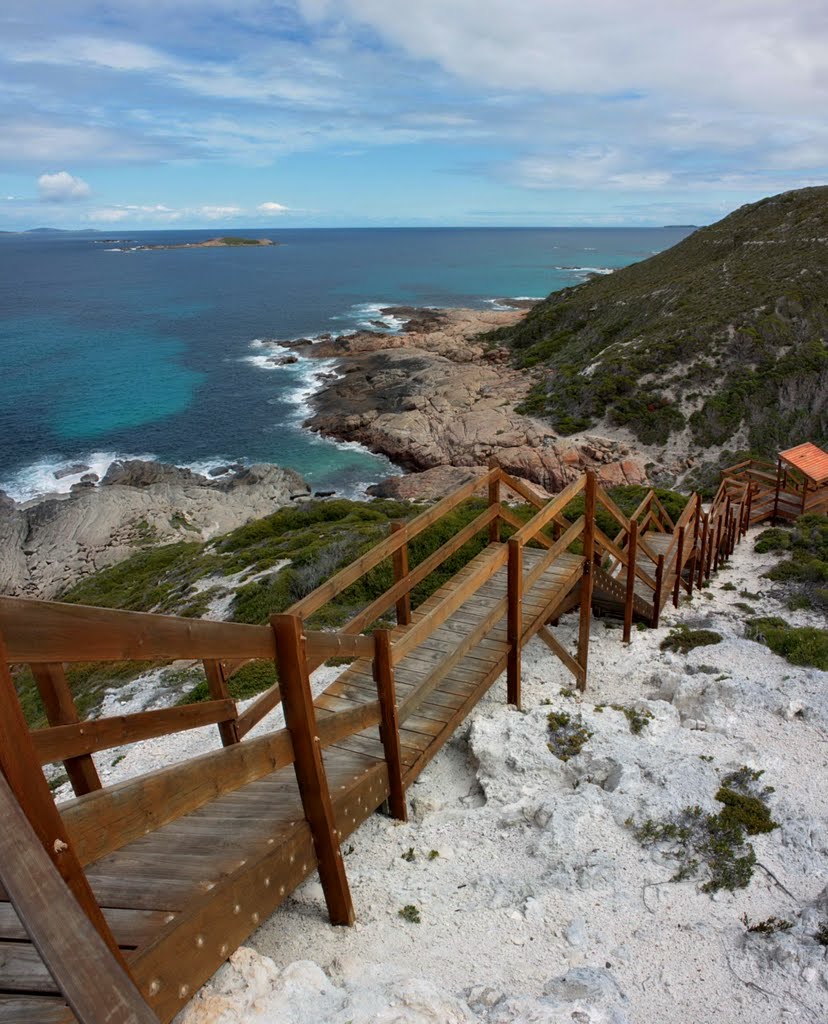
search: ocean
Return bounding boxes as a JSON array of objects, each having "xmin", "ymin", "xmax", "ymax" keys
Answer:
[{"xmin": 0, "ymin": 226, "xmax": 693, "ymax": 502}]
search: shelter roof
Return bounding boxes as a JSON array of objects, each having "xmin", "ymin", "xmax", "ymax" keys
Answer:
[{"xmin": 778, "ymin": 442, "xmax": 828, "ymax": 485}]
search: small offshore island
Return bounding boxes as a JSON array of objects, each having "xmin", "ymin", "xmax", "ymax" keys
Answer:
[{"xmin": 139, "ymin": 235, "xmax": 277, "ymax": 250}]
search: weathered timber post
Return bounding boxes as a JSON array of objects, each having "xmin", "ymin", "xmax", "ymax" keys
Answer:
[
  {"xmin": 373, "ymin": 629, "xmax": 407, "ymax": 821},
  {"xmin": 652, "ymin": 555, "xmax": 665, "ymax": 628},
  {"xmin": 576, "ymin": 471, "xmax": 596, "ymax": 690},
  {"xmin": 488, "ymin": 458, "xmax": 501, "ymax": 545},
  {"xmin": 622, "ymin": 519, "xmax": 639, "ymax": 643},
  {"xmin": 672, "ymin": 526, "xmax": 685, "ymax": 608},
  {"xmin": 389, "ymin": 522, "xmax": 412, "ymax": 626},
  {"xmin": 0, "ymin": 634, "xmax": 126, "ymax": 966},
  {"xmin": 696, "ymin": 513, "xmax": 709, "ymax": 590},
  {"xmin": 271, "ymin": 614, "xmax": 354, "ymax": 926},
  {"xmin": 31, "ymin": 662, "xmax": 102, "ymax": 795},
  {"xmin": 203, "ymin": 659, "xmax": 240, "ymax": 746},
  {"xmin": 507, "ymin": 537, "xmax": 523, "ymax": 708}
]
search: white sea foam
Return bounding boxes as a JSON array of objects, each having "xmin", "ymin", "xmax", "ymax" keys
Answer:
[
  {"xmin": 1, "ymin": 451, "xmax": 156, "ymax": 504},
  {"xmin": 555, "ymin": 265, "xmax": 615, "ymax": 278},
  {"xmin": 0, "ymin": 452, "xmax": 251, "ymax": 505},
  {"xmin": 334, "ymin": 301, "xmax": 409, "ymax": 333}
]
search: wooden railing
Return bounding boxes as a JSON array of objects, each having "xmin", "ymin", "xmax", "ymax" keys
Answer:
[{"xmin": 0, "ymin": 596, "xmax": 410, "ymax": 985}]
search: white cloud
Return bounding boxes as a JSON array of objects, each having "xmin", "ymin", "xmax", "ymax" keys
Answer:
[
  {"xmin": 257, "ymin": 201, "xmax": 289, "ymax": 214},
  {"xmin": 37, "ymin": 170, "xmax": 91, "ymax": 201},
  {"xmin": 199, "ymin": 205, "xmax": 242, "ymax": 219}
]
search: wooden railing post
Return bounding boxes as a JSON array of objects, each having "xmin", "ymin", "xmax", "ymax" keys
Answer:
[
  {"xmin": 576, "ymin": 471, "xmax": 596, "ymax": 690},
  {"xmin": 507, "ymin": 537, "xmax": 523, "ymax": 708},
  {"xmin": 203, "ymin": 659, "xmax": 240, "ymax": 746},
  {"xmin": 0, "ymin": 634, "xmax": 126, "ymax": 967},
  {"xmin": 623, "ymin": 519, "xmax": 638, "ymax": 643},
  {"xmin": 271, "ymin": 614, "xmax": 354, "ymax": 926},
  {"xmin": 696, "ymin": 512, "xmax": 709, "ymax": 590},
  {"xmin": 389, "ymin": 522, "xmax": 412, "ymax": 626},
  {"xmin": 652, "ymin": 555, "xmax": 665, "ymax": 627},
  {"xmin": 672, "ymin": 526, "xmax": 685, "ymax": 608},
  {"xmin": 31, "ymin": 663, "xmax": 102, "ymax": 796},
  {"xmin": 488, "ymin": 459, "xmax": 501, "ymax": 544},
  {"xmin": 373, "ymin": 629, "xmax": 407, "ymax": 821}
]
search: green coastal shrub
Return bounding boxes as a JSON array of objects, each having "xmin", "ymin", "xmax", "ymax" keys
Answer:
[
  {"xmin": 745, "ymin": 617, "xmax": 828, "ymax": 670},
  {"xmin": 628, "ymin": 765, "xmax": 776, "ymax": 893}
]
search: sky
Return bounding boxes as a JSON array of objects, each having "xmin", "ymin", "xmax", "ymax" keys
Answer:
[{"xmin": 1, "ymin": 0, "xmax": 827, "ymax": 229}]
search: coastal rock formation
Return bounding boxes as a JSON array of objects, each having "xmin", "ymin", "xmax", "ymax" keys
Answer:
[
  {"xmin": 296, "ymin": 308, "xmax": 647, "ymax": 494},
  {"xmin": 0, "ymin": 461, "xmax": 310, "ymax": 599},
  {"xmin": 367, "ymin": 464, "xmax": 554, "ymax": 503}
]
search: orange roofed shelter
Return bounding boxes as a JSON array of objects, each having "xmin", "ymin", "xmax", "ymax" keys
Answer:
[{"xmin": 775, "ymin": 442, "xmax": 828, "ymax": 519}]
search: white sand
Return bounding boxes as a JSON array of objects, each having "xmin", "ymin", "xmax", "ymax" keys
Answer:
[{"xmin": 63, "ymin": 530, "xmax": 828, "ymax": 1023}]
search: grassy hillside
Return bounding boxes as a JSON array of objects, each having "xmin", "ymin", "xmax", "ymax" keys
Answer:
[{"xmin": 488, "ymin": 187, "xmax": 828, "ymax": 456}]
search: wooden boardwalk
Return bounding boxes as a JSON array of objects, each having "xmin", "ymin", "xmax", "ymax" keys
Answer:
[{"xmin": 0, "ymin": 462, "xmax": 767, "ymax": 1023}]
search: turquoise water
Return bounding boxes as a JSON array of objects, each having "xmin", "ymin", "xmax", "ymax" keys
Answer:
[{"xmin": 0, "ymin": 227, "xmax": 692, "ymax": 500}]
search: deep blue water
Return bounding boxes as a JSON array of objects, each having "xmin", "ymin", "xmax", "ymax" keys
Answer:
[{"xmin": 0, "ymin": 227, "xmax": 693, "ymax": 500}]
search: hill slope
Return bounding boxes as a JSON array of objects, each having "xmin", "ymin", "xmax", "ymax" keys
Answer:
[{"xmin": 490, "ymin": 187, "xmax": 828, "ymax": 460}]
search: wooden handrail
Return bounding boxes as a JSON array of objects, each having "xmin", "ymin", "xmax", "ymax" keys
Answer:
[
  {"xmin": 593, "ymin": 525, "xmax": 657, "ymax": 592},
  {"xmin": 31, "ymin": 699, "xmax": 237, "ymax": 765},
  {"xmin": 335, "ymin": 505, "xmax": 499, "ymax": 641},
  {"xmin": 0, "ymin": 597, "xmax": 274, "ymax": 665},
  {"xmin": 511, "ymin": 475, "xmax": 587, "ymax": 545},
  {"xmin": 521, "ymin": 516, "xmax": 585, "ymax": 594},
  {"xmin": 288, "ymin": 468, "xmax": 498, "ymax": 619}
]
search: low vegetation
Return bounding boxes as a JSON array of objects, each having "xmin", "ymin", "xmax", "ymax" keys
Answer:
[
  {"xmin": 744, "ymin": 617, "xmax": 828, "ymax": 670},
  {"xmin": 547, "ymin": 710, "xmax": 593, "ymax": 762},
  {"xmin": 628, "ymin": 766, "xmax": 777, "ymax": 893},
  {"xmin": 755, "ymin": 513, "xmax": 828, "ymax": 613},
  {"xmin": 660, "ymin": 625, "xmax": 723, "ymax": 654}
]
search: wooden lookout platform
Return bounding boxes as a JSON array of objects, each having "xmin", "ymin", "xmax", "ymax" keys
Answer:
[{"xmin": 0, "ymin": 465, "xmax": 762, "ymax": 1022}]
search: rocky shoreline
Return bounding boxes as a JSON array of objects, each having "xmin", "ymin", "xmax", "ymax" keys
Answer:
[
  {"xmin": 0, "ymin": 460, "xmax": 309, "ymax": 598},
  {"xmin": 268, "ymin": 305, "xmax": 649, "ymax": 498}
]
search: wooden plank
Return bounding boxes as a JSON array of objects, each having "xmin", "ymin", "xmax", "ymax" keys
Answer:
[
  {"xmin": 373, "ymin": 630, "xmax": 406, "ymax": 820},
  {"xmin": 316, "ymin": 701, "xmax": 382, "ymax": 749},
  {"xmin": 397, "ymin": 595, "xmax": 509, "ymax": 722},
  {"xmin": 536, "ymin": 625, "xmax": 583, "ymax": 684},
  {"xmin": 235, "ymin": 682, "xmax": 282, "ymax": 739},
  {"xmin": 271, "ymin": 615, "xmax": 353, "ymax": 927},
  {"xmin": 391, "ymin": 546, "xmax": 509, "ymax": 664},
  {"xmin": 61, "ymin": 727, "xmax": 294, "ymax": 866},
  {"xmin": 507, "ymin": 538, "xmax": 522, "ymax": 708},
  {"xmin": 32, "ymin": 700, "xmax": 236, "ymax": 765},
  {"xmin": 31, "ymin": 663, "xmax": 102, "ymax": 797},
  {"xmin": 288, "ymin": 468, "xmax": 497, "ymax": 619},
  {"xmin": 390, "ymin": 523, "xmax": 412, "ymax": 626},
  {"xmin": 0, "ymin": 942, "xmax": 60, "ymax": 994},
  {"xmin": 0, "ymin": 996, "xmax": 69, "ymax": 1022},
  {"xmin": 0, "ymin": 598, "xmax": 273, "ymax": 665},
  {"xmin": 0, "ymin": 902, "xmax": 171, "ymax": 950},
  {"xmin": 203, "ymin": 661, "xmax": 239, "ymax": 746},
  {"xmin": 0, "ymin": 773, "xmax": 157, "ymax": 1023}
]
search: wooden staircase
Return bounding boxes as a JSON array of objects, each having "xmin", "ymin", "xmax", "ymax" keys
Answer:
[{"xmin": 0, "ymin": 463, "xmax": 761, "ymax": 1023}]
